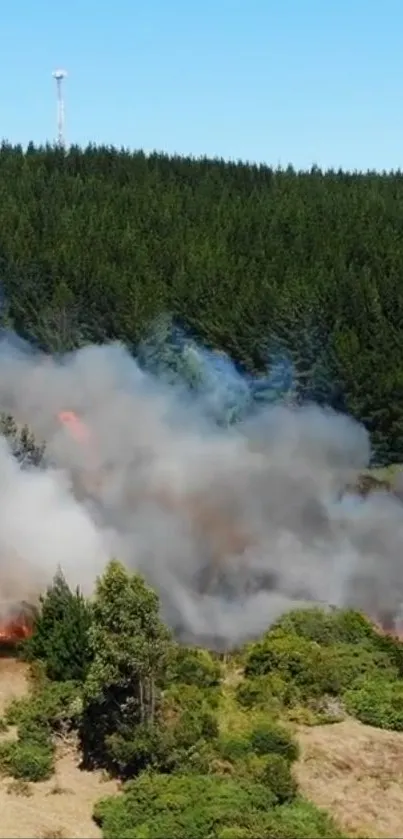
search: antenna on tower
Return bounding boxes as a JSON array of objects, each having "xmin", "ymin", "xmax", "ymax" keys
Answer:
[{"xmin": 52, "ymin": 69, "xmax": 67, "ymax": 149}]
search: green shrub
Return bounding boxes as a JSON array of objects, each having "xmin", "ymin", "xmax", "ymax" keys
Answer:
[
  {"xmin": 105, "ymin": 723, "xmax": 165, "ymax": 777},
  {"xmin": 158, "ymin": 703, "xmax": 219, "ymax": 775},
  {"xmin": 273, "ymin": 607, "xmax": 377, "ymax": 647},
  {"xmin": 18, "ymin": 717, "xmax": 52, "ymax": 749},
  {"xmin": 216, "ymin": 734, "xmax": 252, "ymax": 762},
  {"xmin": 272, "ymin": 608, "xmax": 340, "ymax": 645},
  {"xmin": 161, "ymin": 684, "xmax": 219, "ymax": 746},
  {"xmin": 0, "ymin": 739, "xmax": 54, "ymax": 782},
  {"xmin": 248, "ymin": 723, "xmax": 299, "ymax": 763},
  {"xmin": 0, "ymin": 741, "xmax": 14, "ymax": 774},
  {"xmin": 323, "ymin": 642, "xmax": 397, "ymax": 691},
  {"xmin": 164, "ymin": 682, "xmax": 219, "ymax": 711},
  {"xmin": 5, "ymin": 679, "xmax": 82, "ymax": 732},
  {"xmin": 370, "ymin": 631, "xmax": 403, "ymax": 676},
  {"xmin": 168, "ymin": 705, "xmax": 219, "ymax": 749},
  {"xmin": 244, "ymin": 632, "xmax": 338, "ymax": 697},
  {"xmin": 244, "ymin": 630, "xmax": 326, "ymax": 681},
  {"xmin": 106, "ymin": 721, "xmax": 215, "ymax": 779},
  {"xmin": 271, "ymin": 606, "xmax": 403, "ymax": 676},
  {"xmin": 262, "ymin": 798, "xmax": 346, "ymax": 838},
  {"xmin": 243, "ymin": 624, "xmax": 400, "ymax": 704},
  {"xmin": 236, "ymin": 673, "xmax": 294, "ymax": 710},
  {"xmin": 94, "ymin": 772, "xmax": 277, "ymax": 839},
  {"xmin": 1, "ymin": 678, "xmax": 83, "ymax": 782},
  {"xmin": 344, "ymin": 676, "xmax": 403, "ymax": 730},
  {"xmin": 94, "ymin": 771, "xmax": 345, "ymax": 839},
  {"xmin": 104, "ymin": 682, "xmax": 220, "ymax": 777},
  {"xmin": 329, "ymin": 609, "xmax": 382, "ymax": 646},
  {"xmin": 6, "ymin": 742, "xmax": 54, "ymax": 782},
  {"xmin": 215, "ymin": 829, "xmax": 252, "ymax": 839},
  {"xmin": 262, "ymin": 753, "xmax": 297, "ymax": 803},
  {"xmin": 169, "ymin": 645, "xmax": 222, "ymax": 689}
]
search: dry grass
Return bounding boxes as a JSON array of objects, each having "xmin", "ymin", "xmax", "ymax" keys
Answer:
[
  {"xmin": 219, "ymin": 664, "xmax": 403, "ymax": 838},
  {"xmin": 0, "ymin": 749, "xmax": 119, "ymax": 839},
  {"xmin": 0, "ymin": 657, "xmax": 29, "ymax": 716},
  {"xmin": 295, "ymin": 717, "xmax": 403, "ymax": 839},
  {"xmin": 0, "ymin": 657, "xmax": 119, "ymax": 839}
]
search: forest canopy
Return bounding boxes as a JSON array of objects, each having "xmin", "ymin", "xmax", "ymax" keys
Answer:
[{"xmin": 0, "ymin": 143, "xmax": 402, "ymax": 462}]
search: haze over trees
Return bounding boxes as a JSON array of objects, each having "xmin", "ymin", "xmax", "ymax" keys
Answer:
[
  {"xmin": 1, "ymin": 144, "xmax": 403, "ymax": 835},
  {"xmin": 0, "ymin": 143, "xmax": 402, "ymax": 462}
]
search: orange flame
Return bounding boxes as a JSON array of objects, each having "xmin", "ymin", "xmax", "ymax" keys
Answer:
[
  {"xmin": 0, "ymin": 611, "xmax": 34, "ymax": 646},
  {"xmin": 57, "ymin": 411, "xmax": 91, "ymax": 444},
  {"xmin": 373, "ymin": 620, "xmax": 403, "ymax": 643}
]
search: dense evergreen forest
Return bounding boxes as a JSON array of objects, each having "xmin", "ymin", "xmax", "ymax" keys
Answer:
[{"xmin": 1, "ymin": 142, "xmax": 403, "ymax": 461}]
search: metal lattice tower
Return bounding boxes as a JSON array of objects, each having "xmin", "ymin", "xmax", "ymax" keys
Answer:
[{"xmin": 52, "ymin": 69, "xmax": 67, "ymax": 148}]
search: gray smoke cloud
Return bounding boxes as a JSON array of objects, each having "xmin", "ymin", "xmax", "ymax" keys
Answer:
[{"xmin": 0, "ymin": 334, "xmax": 401, "ymax": 647}]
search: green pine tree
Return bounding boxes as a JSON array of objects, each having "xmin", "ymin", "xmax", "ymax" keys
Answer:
[{"xmin": 24, "ymin": 568, "xmax": 93, "ymax": 682}]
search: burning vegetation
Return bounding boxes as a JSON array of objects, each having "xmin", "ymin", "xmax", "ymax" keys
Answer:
[
  {"xmin": 0, "ymin": 601, "xmax": 35, "ymax": 648},
  {"xmin": 1, "ymin": 408, "xmax": 403, "ymax": 654}
]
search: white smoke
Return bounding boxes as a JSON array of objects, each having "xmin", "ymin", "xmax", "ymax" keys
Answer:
[{"xmin": 0, "ymin": 334, "xmax": 401, "ymax": 646}]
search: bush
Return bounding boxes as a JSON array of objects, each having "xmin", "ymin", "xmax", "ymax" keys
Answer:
[
  {"xmin": 236, "ymin": 673, "xmax": 294, "ymax": 710},
  {"xmin": 245, "ymin": 631, "xmax": 322, "ymax": 679},
  {"xmin": 330, "ymin": 609, "xmax": 383, "ymax": 646},
  {"xmin": 262, "ymin": 753, "xmax": 297, "ymax": 803},
  {"xmin": 169, "ymin": 646, "xmax": 222, "ymax": 689},
  {"xmin": 243, "ymin": 624, "xmax": 400, "ymax": 706},
  {"xmin": 94, "ymin": 772, "xmax": 277, "ymax": 839},
  {"xmin": 344, "ymin": 676, "xmax": 403, "ymax": 730},
  {"xmin": 0, "ymin": 738, "xmax": 54, "ymax": 782},
  {"xmin": 0, "ymin": 678, "xmax": 83, "ymax": 783},
  {"xmin": 164, "ymin": 681, "xmax": 221, "ymax": 711},
  {"xmin": 262, "ymin": 798, "xmax": 346, "ymax": 838},
  {"xmin": 18, "ymin": 717, "xmax": 52, "ymax": 749},
  {"xmin": 158, "ymin": 704, "xmax": 219, "ymax": 775},
  {"xmin": 215, "ymin": 829, "xmax": 251, "ymax": 839},
  {"xmin": 162, "ymin": 686, "xmax": 219, "ymax": 746},
  {"xmin": 216, "ymin": 734, "xmax": 252, "ymax": 763},
  {"xmin": 322, "ymin": 642, "xmax": 398, "ymax": 691},
  {"xmin": 244, "ymin": 632, "xmax": 338, "ymax": 698},
  {"xmin": 248, "ymin": 723, "xmax": 299, "ymax": 763},
  {"xmin": 271, "ymin": 606, "xmax": 403, "ymax": 676},
  {"xmin": 5, "ymin": 742, "xmax": 54, "ymax": 782},
  {"xmin": 273, "ymin": 607, "xmax": 377, "ymax": 647},
  {"xmin": 214, "ymin": 733, "xmax": 298, "ymax": 786},
  {"xmin": 94, "ymin": 772, "xmax": 345, "ymax": 839},
  {"xmin": 5, "ymin": 679, "xmax": 82, "ymax": 732},
  {"xmin": 105, "ymin": 723, "xmax": 165, "ymax": 777},
  {"xmin": 103, "ymin": 679, "xmax": 220, "ymax": 778},
  {"xmin": 161, "ymin": 684, "xmax": 220, "ymax": 740}
]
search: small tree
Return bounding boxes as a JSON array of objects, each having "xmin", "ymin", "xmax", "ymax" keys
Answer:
[
  {"xmin": 81, "ymin": 560, "xmax": 173, "ymax": 772},
  {"xmin": 0, "ymin": 414, "xmax": 45, "ymax": 467},
  {"xmin": 24, "ymin": 568, "xmax": 93, "ymax": 682}
]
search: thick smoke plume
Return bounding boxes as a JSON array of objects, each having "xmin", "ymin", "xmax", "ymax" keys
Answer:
[{"xmin": 0, "ymin": 322, "xmax": 402, "ymax": 647}]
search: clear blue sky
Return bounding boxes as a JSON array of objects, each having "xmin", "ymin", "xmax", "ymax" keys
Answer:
[{"xmin": 1, "ymin": 0, "xmax": 402, "ymax": 171}]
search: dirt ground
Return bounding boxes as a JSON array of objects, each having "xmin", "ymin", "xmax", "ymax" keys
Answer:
[
  {"xmin": 295, "ymin": 718, "xmax": 403, "ymax": 839},
  {"xmin": 0, "ymin": 658, "xmax": 28, "ymax": 716},
  {"xmin": 0, "ymin": 658, "xmax": 119, "ymax": 839}
]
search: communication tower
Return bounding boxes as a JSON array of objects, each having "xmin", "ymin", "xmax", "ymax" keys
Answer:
[{"xmin": 52, "ymin": 69, "xmax": 67, "ymax": 148}]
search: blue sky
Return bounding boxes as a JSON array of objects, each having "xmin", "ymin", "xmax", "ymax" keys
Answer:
[{"xmin": 1, "ymin": 0, "xmax": 402, "ymax": 171}]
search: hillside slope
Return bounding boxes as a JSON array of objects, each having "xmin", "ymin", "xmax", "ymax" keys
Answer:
[
  {"xmin": 296, "ymin": 719, "xmax": 403, "ymax": 839},
  {"xmin": 0, "ymin": 659, "xmax": 118, "ymax": 839}
]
